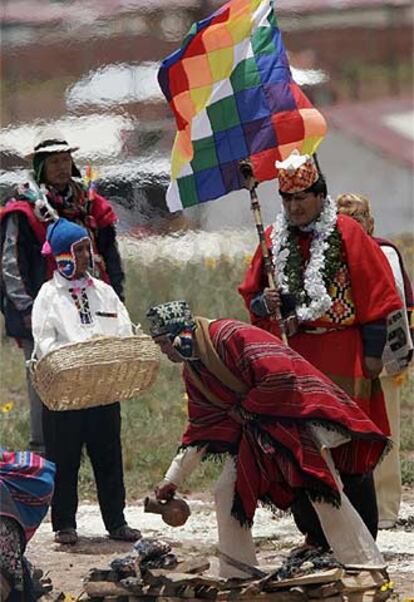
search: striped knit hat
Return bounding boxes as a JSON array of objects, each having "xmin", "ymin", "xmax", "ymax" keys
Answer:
[{"xmin": 42, "ymin": 218, "xmax": 90, "ymax": 279}]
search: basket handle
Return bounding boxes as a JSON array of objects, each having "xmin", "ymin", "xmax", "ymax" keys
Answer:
[{"xmin": 26, "ymin": 344, "xmax": 38, "ymax": 374}]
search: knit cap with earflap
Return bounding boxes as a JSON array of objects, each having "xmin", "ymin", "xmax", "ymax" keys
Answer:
[{"xmin": 42, "ymin": 218, "xmax": 90, "ymax": 279}]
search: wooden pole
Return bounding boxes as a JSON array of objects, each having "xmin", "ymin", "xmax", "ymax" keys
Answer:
[{"xmin": 239, "ymin": 161, "xmax": 288, "ymax": 345}]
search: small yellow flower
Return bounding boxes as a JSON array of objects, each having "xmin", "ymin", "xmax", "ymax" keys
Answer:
[
  {"xmin": 243, "ymin": 253, "xmax": 253, "ymax": 265},
  {"xmin": 204, "ymin": 256, "xmax": 217, "ymax": 270},
  {"xmin": 392, "ymin": 372, "xmax": 407, "ymax": 387},
  {"xmin": 1, "ymin": 402, "xmax": 14, "ymax": 414},
  {"xmin": 380, "ymin": 580, "xmax": 394, "ymax": 592}
]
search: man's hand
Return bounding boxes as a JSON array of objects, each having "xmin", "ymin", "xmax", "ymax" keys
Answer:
[
  {"xmin": 263, "ymin": 288, "xmax": 281, "ymax": 314},
  {"xmin": 364, "ymin": 356, "xmax": 383, "ymax": 379},
  {"xmin": 155, "ymin": 481, "xmax": 177, "ymax": 501}
]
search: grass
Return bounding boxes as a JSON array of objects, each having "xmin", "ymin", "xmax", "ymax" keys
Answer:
[
  {"xmin": 1, "ymin": 231, "xmax": 413, "ymax": 499},
  {"xmin": 400, "ymin": 372, "xmax": 414, "ymax": 486}
]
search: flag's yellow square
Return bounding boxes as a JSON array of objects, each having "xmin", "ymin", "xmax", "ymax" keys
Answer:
[
  {"xmin": 207, "ymin": 47, "xmax": 234, "ymax": 82},
  {"xmin": 190, "ymin": 85, "xmax": 213, "ymax": 113},
  {"xmin": 225, "ymin": 14, "xmax": 252, "ymax": 44}
]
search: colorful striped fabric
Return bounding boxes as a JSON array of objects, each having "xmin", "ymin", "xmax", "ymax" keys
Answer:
[
  {"xmin": 0, "ymin": 449, "xmax": 55, "ymax": 542},
  {"xmin": 158, "ymin": 0, "xmax": 327, "ymax": 212}
]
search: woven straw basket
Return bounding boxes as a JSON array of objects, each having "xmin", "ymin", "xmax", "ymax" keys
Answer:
[{"xmin": 30, "ymin": 335, "xmax": 160, "ymax": 411}]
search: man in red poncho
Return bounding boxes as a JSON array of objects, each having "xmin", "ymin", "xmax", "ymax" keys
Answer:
[
  {"xmin": 238, "ymin": 151, "xmax": 402, "ymax": 548},
  {"xmin": 147, "ymin": 301, "xmax": 388, "ymax": 578}
]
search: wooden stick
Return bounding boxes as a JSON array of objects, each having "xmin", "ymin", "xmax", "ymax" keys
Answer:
[
  {"xmin": 239, "ymin": 160, "xmax": 288, "ymax": 345},
  {"xmin": 216, "ymin": 550, "xmax": 268, "ymax": 579}
]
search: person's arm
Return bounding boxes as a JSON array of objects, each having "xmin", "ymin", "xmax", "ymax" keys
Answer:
[
  {"xmin": 115, "ymin": 294, "xmax": 133, "ymax": 336},
  {"xmin": 380, "ymin": 245, "xmax": 413, "ymax": 366},
  {"xmin": 155, "ymin": 446, "xmax": 205, "ymax": 499},
  {"xmin": 32, "ymin": 287, "xmax": 60, "ymax": 358},
  {"xmin": 1, "ymin": 214, "xmax": 36, "ymax": 331},
  {"xmin": 96, "ymin": 224, "xmax": 125, "ymax": 301},
  {"xmin": 361, "ymin": 321, "xmax": 387, "ymax": 378}
]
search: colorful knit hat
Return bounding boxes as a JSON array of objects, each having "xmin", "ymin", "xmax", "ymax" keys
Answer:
[
  {"xmin": 276, "ymin": 150, "xmax": 319, "ymax": 194},
  {"xmin": 146, "ymin": 300, "xmax": 196, "ymax": 358},
  {"xmin": 42, "ymin": 217, "xmax": 90, "ymax": 279}
]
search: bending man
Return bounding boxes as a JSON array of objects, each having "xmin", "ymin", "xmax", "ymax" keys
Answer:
[{"xmin": 147, "ymin": 300, "xmax": 389, "ymax": 578}]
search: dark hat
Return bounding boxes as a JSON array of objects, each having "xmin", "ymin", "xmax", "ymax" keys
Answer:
[{"xmin": 146, "ymin": 300, "xmax": 196, "ymax": 338}]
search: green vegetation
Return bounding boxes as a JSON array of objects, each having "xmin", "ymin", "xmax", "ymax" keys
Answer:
[{"xmin": 1, "ymin": 234, "xmax": 413, "ymax": 499}]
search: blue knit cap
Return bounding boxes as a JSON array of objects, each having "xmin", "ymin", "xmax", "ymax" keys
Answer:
[{"xmin": 43, "ymin": 218, "xmax": 90, "ymax": 278}]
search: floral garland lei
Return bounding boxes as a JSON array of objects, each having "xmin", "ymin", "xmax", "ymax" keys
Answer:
[{"xmin": 270, "ymin": 195, "xmax": 342, "ymax": 322}]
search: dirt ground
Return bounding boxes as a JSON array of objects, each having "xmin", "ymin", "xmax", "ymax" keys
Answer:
[{"xmin": 27, "ymin": 489, "xmax": 414, "ymax": 600}]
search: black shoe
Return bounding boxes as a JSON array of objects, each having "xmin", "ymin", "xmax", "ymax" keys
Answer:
[
  {"xmin": 109, "ymin": 525, "xmax": 142, "ymax": 542},
  {"xmin": 54, "ymin": 529, "xmax": 78, "ymax": 545}
]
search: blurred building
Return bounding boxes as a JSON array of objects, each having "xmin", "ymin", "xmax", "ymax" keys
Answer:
[
  {"xmin": 2, "ymin": 0, "xmax": 412, "ymax": 123},
  {"xmin": 1, "ymin": 0, "xmax": 413, "ymax": 236}
]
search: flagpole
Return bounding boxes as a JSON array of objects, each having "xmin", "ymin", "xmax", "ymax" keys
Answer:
[{"xmin": 239, "ymin": 160, "xmax": 288, "ymax": 346}]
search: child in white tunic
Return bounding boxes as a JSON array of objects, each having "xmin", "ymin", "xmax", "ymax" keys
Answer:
[{"xmin": 32, "ymin": 217, "xmax": 141, "ymax": 545}]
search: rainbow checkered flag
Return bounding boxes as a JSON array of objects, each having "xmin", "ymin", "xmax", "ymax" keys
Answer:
[{"xmin": 158, "ymin": 0, "xmax": 327, "ymax": 212}]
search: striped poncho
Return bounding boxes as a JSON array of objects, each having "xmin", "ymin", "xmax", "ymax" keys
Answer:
[{"xmin": 181, "ymin": 318, "xmax": 389, "ymax": 526}]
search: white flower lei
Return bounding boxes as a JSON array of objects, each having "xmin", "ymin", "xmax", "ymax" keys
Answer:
[{"xmin": 270, "ymin": 195, "xmax": 337, "ymax": 322}]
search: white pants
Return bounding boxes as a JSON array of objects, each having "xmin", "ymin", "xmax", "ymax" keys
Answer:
[
  {"xmin": 214, "ymin": 458, "xmax": 257, "ymax": 578},
  {"xmin": 165, "ymin": 446, "xmax": 385, "ymax": 577},
  {"xmin": 374, "ymin": 375, "xmax": 401, "ymax": 525},
  {"xmin": 311, "ymin": 450, "xmax": 384, "ymax": 568},
  {"xmin": 214, "ymin": 455, "xmax": 384, "ymax": 578}
]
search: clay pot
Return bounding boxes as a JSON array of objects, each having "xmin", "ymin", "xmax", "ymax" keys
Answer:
[{"xmin": 144, "ymin": 496, "xmax": 191, "ymax": 527}]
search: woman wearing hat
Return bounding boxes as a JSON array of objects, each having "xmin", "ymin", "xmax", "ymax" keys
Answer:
[
  {"xmin": 31, "ymin": 218, "xmax": 140, "ymax": 545},
  {"xmin": 0, "ymin": 127, "xmax": 125, "ymax": 454}
]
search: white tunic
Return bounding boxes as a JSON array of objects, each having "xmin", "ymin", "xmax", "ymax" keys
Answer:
[{"xmin": 32, "ymin": 271, "xmax": 133, "ymax": 359}]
